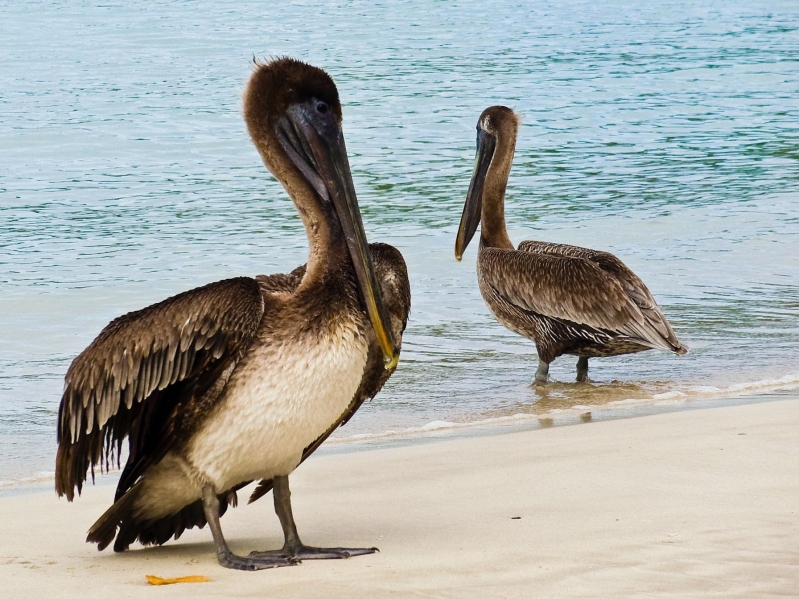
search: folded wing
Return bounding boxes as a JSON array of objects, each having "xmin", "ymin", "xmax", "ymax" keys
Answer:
[{"xmin": 483, "ymin": 245, "xmax": 683, "ymax": 353}]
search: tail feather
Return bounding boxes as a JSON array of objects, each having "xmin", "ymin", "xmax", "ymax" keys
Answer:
[
  {"xmin": 86, "ymin": 483, "xmax": 142, "ymax": 551},
  {"xmin": 86, "ymin": 483, "xmax": 241, "ymax": 553},
  {"xmin": 673, "ymin": 341, "xmax": 689, "ymax": 355}
]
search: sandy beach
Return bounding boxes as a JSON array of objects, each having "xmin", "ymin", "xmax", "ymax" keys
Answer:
[{"xmin": 2, "ymin": 398, "xmax": 797, "ymax": 598}]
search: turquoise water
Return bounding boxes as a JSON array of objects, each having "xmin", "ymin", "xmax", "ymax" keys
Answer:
[{"xmin": 1, "ymin": 0, "xmax": 798, "ymax": 485}]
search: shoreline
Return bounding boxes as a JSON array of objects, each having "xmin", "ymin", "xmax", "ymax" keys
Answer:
[
  {"xmin": 2, "ymin": 397, "xmax": 797, "ymax": 597},
  {"xmin": 2, "ymin": 386, "xmax": 796, "ymax": 496},
  {"xmin": 0, "ymin": 384, "xmax": 799, "ymax": 499}
]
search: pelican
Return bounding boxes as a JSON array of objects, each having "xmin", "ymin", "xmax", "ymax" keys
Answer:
[
  {"xmin": 455, "ymin": 106, "xmax": 686, "ymax": 384},
  {"xmin": 55, "ymin": 58, "xmax": 410, "ymax": 571}
]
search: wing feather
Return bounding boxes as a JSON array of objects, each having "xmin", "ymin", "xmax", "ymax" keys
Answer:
[
  {"xmin": 55, "ymin": 277, "xmax": 265, "ymax": 500},
  {"xmin": 517, "ymin": 240, "xmax": 680, "ymax": 342},
  {"xmin": 482, "ymin": 246, "xmax": 682, "ymax": 352}
]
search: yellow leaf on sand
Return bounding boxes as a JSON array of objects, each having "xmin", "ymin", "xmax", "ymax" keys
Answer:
[{"xmin": 145, "ymin": 575, "xmax": 210, "ymax": 585}]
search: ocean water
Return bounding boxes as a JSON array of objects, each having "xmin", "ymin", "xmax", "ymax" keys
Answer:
[{"xmin": 2, "ymin": 0, "xmax": 798, "ymax": 486}]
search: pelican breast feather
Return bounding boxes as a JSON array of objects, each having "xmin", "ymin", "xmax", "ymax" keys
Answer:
[{"xmin": 248, "ymin": 242, "xmax": 410, "ymax": 505}]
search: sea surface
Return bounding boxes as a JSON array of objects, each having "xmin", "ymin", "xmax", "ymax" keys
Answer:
[{"xmin": 1, "ymin": 0, "xmax": 798, "ymax": 486}]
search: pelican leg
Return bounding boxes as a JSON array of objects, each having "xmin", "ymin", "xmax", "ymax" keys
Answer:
[
  {"xmin": 535, "ymin": 359, "xmax": 550, "ymax": 385},
  {"xmin": 201, "ymin": 485, "xmax": 297, "ymax": 571},
  {"xmin": 249, "ymin": 475, "xmax": 378, "ymax": 560},
  {"xmin": 576, "ymin": 357, "xmax": 589, "ymax": 383}
]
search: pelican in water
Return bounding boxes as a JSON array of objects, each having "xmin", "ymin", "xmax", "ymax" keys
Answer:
[
  {"xmin": 55, "ymin": 58, "xmax": 410, "ymax": 571},
  {"xmin": 455, "ymin": 106, "xmax": 686, "ymax": 384}
]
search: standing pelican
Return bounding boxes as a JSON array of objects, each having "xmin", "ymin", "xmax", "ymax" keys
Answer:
[
  {"xmin": 455, "ymin": 106, "xmax": 686, "ymax": 384},
  {"xmin": 55, "ymin": 58, "xmax": 410, "ymax": 571}
]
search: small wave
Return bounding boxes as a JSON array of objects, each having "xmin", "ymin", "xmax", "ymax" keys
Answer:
[
  {"xmin": 330, "ymin": 371, "xmax": 799, "ymax": 446},
  {"xmin": 3, "ymin": 373, "xmax": 797, "ymax": 489},
  {"xmin": 653, "ymin": 374, "xmax": 799, "ymax": 403},
  {"xmin": 651, "ymin": 391, "xmax": 688, "ymax": 400},
  {"xmin": 325, "ymin": 413, "xmax": 539, "ymax": 446},
  {"xmin": 0, "ymin": 471, "xmax": 55, "ymax": 489}
]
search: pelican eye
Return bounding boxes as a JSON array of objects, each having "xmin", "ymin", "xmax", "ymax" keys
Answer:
[{"xmin": 316, "ymin": 101, "xmax": 329, "ymax": 115}]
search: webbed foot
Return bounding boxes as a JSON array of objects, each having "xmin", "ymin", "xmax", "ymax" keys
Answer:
[
  {"xmin": 250, "ymin": 545, "xmax": 378, "ymax": 560},
  {"xmin": 266, "ymin": 475, "xmax": 378, "ymax": 562},
  {"xmin": 201, "ymin": 484, "xmax": 299, "ymax": 571},
  {"xmin": 219, "ymin": 549, "xmax": 299, "ymax": 571}
]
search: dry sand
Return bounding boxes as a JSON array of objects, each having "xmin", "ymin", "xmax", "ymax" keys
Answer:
[{"xmin": 1, "ymin": 398, "xmax": 797, "ymax": 598}]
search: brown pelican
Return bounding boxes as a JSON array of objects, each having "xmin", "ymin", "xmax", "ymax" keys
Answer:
[
  {"xmin": 55, "ymin": 58, "xmax": 410, "ymax": 571},
  {"xmin": 455, "ymin": 106, "xmax": 686, "ymax": 384}
]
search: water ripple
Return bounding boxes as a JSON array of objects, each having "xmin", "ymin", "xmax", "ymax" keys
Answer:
[{"xmin": 1, "ymin": 0, "xmax": 798, "ymax": 483}]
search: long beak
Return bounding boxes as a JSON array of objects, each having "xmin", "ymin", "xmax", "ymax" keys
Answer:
[
  {"xmin": 455, "ymin": 129, "xmax": 495, "ymax": 260},
  {"xmin": 279, "ymin": 109, "xmax": 398, "ymax": 370}
]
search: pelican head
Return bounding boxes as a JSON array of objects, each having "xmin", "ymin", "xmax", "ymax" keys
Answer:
[
  {"xmin": 244, "ymin": 57, "xmax": 398, "ymax": 369},
  {"xmin": 455, "ymin": 105, "xmax": 519, "ymax": 260}
]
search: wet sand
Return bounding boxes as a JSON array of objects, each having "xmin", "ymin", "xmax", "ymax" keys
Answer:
[{"xmin": 1, "ymin": 398, "xmax": 797, "ymax": 598}]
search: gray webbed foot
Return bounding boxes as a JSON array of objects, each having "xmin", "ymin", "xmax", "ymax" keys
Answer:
[
  {"xmin": 250, "ymin": 545, "xmax": 378, "ymax": 560},
  {"xmin": 219, "ymin": 549, "xmax": 298, "ymax": 571},
  {"xmin": 201, "ymin": 484, "xmax": 298, "ymax": 571},
  {"xmin": 267, "ymin": 475, "xmax": 377, "ymax": 562}
]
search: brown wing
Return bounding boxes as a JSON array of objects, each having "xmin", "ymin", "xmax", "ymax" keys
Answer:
[
  {"xmin": 517, "ymin": 240, "xmax": 685, "ymax": 351},
  {"xmin": 55, "ymin": 277, "xmax": 265, "ymax": 501},
  {"xmin": 481, "ymin": 246, "xmax": 682, "ymax": 353},
  {"xmin": 248, "ymin": 243, "xmax": 410, "ymax": 504},
  {"xmin": 88, "ymin": 269, "xmax": 315, "ymax": 552}
]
